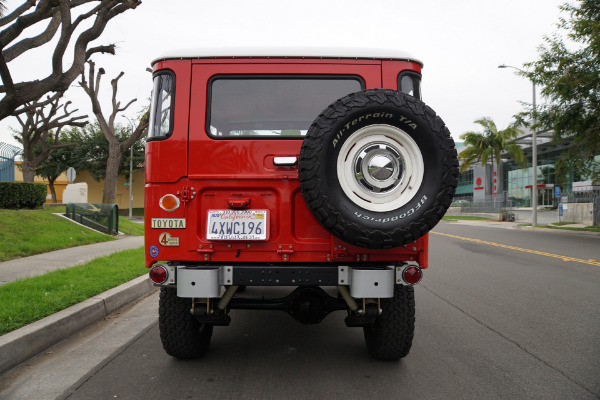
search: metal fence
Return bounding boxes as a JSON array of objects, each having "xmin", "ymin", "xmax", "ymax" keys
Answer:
[
  {"xmin": 560, "ymin": 192, "xmax": 599, "ymax": 225},
  {"xmin": 0, "ymin": 142, "xmax": 22, "ymax": 182},
  {"xmin": 561, "ymin": 191, "xmax": 599, "ymax": 204},
  {"xmin": 452, "ymin": 194, "xmax": 513, "ymax": 213},
  {"xmin": 65, "ymin": 203, "xmax": 119, "ymax": 235},
  {"xmin": 452, "ymin": 192, "xmax": 599, "ymax": 225}
]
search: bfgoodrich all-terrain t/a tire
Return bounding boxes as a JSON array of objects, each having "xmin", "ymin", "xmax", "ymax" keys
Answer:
[
  {"xmin": 363, "ymin": 284, "xmax": 415, "ymax": 361},
  {"xmin": 158, "ymin": 287, "xmax": 213, "ymax": 359},
  {"xmin": 299, "ymin": 89, "xmax": 458, "ymax": 249}
]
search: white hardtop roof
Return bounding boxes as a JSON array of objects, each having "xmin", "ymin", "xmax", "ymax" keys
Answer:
[{"xmin": 151, "ymin": 46, "xmax": 423, "ymax": 66}]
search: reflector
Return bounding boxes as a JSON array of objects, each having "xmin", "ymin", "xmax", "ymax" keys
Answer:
[
  {"xmin": 402, "ymin": 265, "xmax": 422, "ymax": 285},
  {"xmin": 159, "ymin": 194, "xmax": 180, "ymax": 212},
  {"xmin": 150, "ymin": 265, "xmax": 168, "ymax": 284}
]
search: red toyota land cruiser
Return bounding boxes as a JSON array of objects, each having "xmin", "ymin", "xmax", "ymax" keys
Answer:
[{"xmin": 145, "ymin": 47, "xmax": 458, "ymax": 361}]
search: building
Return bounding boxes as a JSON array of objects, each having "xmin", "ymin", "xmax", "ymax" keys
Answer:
[{"xmin": 455, "ymin": 129, "xmax": 600, "ymax": 207}]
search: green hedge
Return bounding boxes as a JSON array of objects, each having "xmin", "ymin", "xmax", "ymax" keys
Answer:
[{"xmin": 0, "ymin": 182, "xmax": 47, "ymax": 209}]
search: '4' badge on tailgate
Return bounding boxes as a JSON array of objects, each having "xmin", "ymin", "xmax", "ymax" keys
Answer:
[{"xmin": 207, "ymin": 210, "xmax": 268, "ymax": 240}]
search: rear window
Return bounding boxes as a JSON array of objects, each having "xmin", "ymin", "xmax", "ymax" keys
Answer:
[
  {"xmin": 208, "ymin": 77, "xmax": 363, "ymax": 137},
  {"xmin": 148, "ymin": 72, "xmax": 175, "ymax": 139}
]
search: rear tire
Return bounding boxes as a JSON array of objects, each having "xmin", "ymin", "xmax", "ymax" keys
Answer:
[
  {"xmin": 158, "ymin": 287, "xmax": 213, "ymax": 359},
  {"xmin": 363, "ymin": 285, "xmax": 415, "ymax": 360}
]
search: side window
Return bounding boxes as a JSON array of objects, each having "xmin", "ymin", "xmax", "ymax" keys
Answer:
[
  {"xmin": 398, "ymin": 72, "xmax": 421, "ymax": 99},
  {"xmin": 148, "ymin": 72, "xmax": 175, "ymax": 139}
]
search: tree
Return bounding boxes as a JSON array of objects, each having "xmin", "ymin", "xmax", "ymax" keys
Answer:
[
  {"xmin": 66, "ymin": 122, "xmax": 145, "ymax": 183},
  {"xmin": 523, "ymin": 0, "xmax": 600, "ymax": 183},
  {"xmin": 459, "ymin": 117, "xmax": 526, "ymax": 196},
  {"xmin": 79, "ymin": 60, "xmax": 148, "ymax": 203},
  {"xmin": 34, "ymin": 129, "xmax": 82, "ymax": 203},
  {"xmin": 0, "ymin": 0, "xmax": 142, "ymax": 121},
  {"xmin": 13, "ymin": 96, "xmax": 87, "ymax": 182}
]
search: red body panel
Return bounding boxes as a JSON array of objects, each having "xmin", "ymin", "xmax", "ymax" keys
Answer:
[{"xmin": 145, "ymin": 58, "xmax": 428, "ymax": 269}]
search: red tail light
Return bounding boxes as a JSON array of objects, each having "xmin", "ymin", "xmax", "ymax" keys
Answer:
[
  {"xmin": 150, "ymin": 265, "xmax": 169, "ymax": 284},
  {"xmin": 402, "ymin": 265, "xmax": 423, "ymax": 285}
]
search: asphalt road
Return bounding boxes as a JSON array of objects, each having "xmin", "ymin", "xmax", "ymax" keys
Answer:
[{"xmin": 3, "ymin": 221, "xmax": 599, "ymax": 400}]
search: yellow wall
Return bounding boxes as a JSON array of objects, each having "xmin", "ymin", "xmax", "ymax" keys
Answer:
[
  {"xmin": 13, "ymin": 162, "xmax": 145, "ymax": 208},
  {"xmin": 74, "ymin": 169, "xmax": 145, "ymax": 209}
]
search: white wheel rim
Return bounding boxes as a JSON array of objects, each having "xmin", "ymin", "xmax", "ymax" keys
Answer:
[{"xmin": 336, "ymin": 124, "xmax": 424, "ymax": 212}]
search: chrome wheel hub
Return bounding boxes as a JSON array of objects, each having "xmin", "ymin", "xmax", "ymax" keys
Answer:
[
  {"xmin": 355, "ymin": 144, "xmax": 405, "ymax": 195},
  {"xmin": 337, "ymin": 124, "xmax": 424, "ymax": 213}
]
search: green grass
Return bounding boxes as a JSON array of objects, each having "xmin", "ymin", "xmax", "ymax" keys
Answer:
[
  {"xmin": 119, "ymin": 207, "xmax": 145, "ymax": 217},
  {"xmin": 442, "ymin": 216, "xmax": 495, "ymax": 221},
  {"xmin": 0, "ymin": 208, "xmax": 115, "ymax": 262},
  {"xmin": 0, "ymin": 247, "xmax": 147, "ymax": 335},
  {"xmin": 0, "ymin": 206, "xmax": 144, "ymax": 262},
  {"xmin": 118, "ymin": 217, "xmax": 145, "ymax": 236},
  {"xmin": 546, "ymin": 224, "xmax": 600, "ymax": 232},
  {"xmin": 41, "ymin": 205, "xmax": 67, "ymax": 213},
  {"xmin": 517, "ymin": 222, "xmax": 600, "ymax": 232}
]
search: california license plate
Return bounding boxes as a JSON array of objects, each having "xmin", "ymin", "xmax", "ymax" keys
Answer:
[{"xmin": 207, "ymin": 210, "xmax": 268, "ymax": 240}]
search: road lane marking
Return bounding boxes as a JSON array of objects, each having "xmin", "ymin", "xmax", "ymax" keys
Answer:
[{"xmin": 431, "ymin": 231, "xmax": 600, "ymax": 267}]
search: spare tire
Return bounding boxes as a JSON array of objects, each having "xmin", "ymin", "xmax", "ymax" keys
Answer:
[{"xmin": 298, "ymin": 89, "xmax": 458, "ymax": 249}]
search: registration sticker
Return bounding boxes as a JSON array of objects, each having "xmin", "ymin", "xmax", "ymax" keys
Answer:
[
  {"xmin": 207, "ymin": 210, "xmax": 268, "ymax": 240},
  {"xmin": 158, "ymin": 232, "xmax": 180, "ymax": 246}
]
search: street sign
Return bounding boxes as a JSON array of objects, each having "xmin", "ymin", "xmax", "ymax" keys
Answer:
[
  {"xmin": 66, "ymin": 167, "xmax": 76, "ymax": 184},
  {"xmin": 555, "ymin": 186, "xmax": 561, "ymax": 198}
]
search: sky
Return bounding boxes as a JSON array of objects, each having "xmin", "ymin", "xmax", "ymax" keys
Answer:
[{"xmin": 0, "ymin": 0, "xmax": 567, "ymax": 149}]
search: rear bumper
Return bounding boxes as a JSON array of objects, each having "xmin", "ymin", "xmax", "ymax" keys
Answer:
[{"xmin": 151, "ymin": 263, "xmax": 419, "ymax": 299}]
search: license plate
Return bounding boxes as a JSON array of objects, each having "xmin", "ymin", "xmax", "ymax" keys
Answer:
[{"xmin": 207, "ymin": 210, "xmax": 268, "ymax": 240}]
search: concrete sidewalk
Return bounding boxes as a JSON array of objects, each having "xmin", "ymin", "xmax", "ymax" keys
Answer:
[{"xmin": 0, "ymin": 235, "xmax": 155, "ymax": 375}]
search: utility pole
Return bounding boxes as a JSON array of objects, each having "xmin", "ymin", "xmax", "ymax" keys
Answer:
[
  {"xmin": 498, "ymin": 64, "xmax": 538, "ymax": 227},
  {"xmin": 122, "ymin": 116, "xmax": 134, "ymax": 219}
]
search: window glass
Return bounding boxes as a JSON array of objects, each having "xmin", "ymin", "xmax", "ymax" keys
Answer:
[
  {"xmin": 398, "ymin": 72, "xmax": 421, "ymax": 99},
  {"xmin": 208, "ymin": 77, "xmax": 363, "ymax": 137},
  {"xmin": 148, "ymin": 73, "xmax": 174, "ymax": 138}
]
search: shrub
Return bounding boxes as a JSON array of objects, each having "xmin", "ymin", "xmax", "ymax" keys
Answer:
[{"xmin": 0, "ymin": 182, "xmax": 47, "ymax": 209}]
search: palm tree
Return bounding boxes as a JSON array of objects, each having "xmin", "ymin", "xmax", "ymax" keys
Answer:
[{"xmin": 459, "ymin": 117, "xmax": 527, "ymax": 197}]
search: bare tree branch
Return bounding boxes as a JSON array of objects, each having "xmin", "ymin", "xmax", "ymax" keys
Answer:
[
  {"xmin": 0, "ymin": 51, "xmax": 16, "ymax": 99},
  {"xmin": 12, "ymin": 91, "xmax": 63, "ymax": 114},
  {"xmin": 0, "ymin": 0, "xmax": 142, "ymax": 121},
  {"xmin": 14, "ymin": 95, "xmax": 89, "ymax": 182},
  {"xmin": 0, "ymin": 1, "xmax": 60, "ymax": 47},
  {"xmin": 3, "ymin": 13, "xmax": 61, "ymax": 62},
  {"xmin": 80, "ymin": 61, "xmax": 148, "ymax": 203},
  {"xmin": 85, "ymin": 44, "xmax": 115, "ymax": 59},
  {"xmin": 0, "ymin": 1, "xmax": 35, "ymax": 28}
]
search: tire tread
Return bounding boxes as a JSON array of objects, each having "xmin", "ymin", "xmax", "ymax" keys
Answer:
[{"xmin": 158, "ymin": 287, "xmax": 213, "ymax": 359}]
